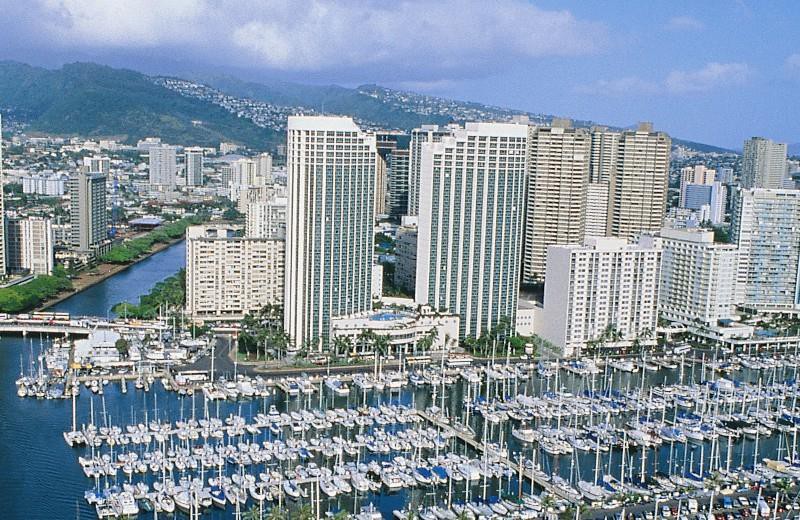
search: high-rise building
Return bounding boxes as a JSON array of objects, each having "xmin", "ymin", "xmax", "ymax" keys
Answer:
[
  {"xmin": 5, "ymin": 217, "xmax": 55, "ymax": 275},
  {"xmin": 659, "ymin": 227, "xmax": 738, "ymax": 326},
  {"xmin": 69, "ymin": 170, "xmax": 107, "ymax": 253},
  {"xmin": 387, "ymin": 148, "xmax": 410, "ymax": 218},
  {"xmin": 522, "ymin": 120, "xmax": 590, "ymax": 282},
  {"xmin": 83, "ymin": 156, "xmax": 110, "ymax": 174},
  {"xmin": 538, "ymin": 236, "xmax": 662, "ymax": 357},
  {"xmin": 148, "ymin": 145, "xmax": 177, "ymax": 188},
  {"xmin": 186, "ymin": 225, "xmax": 284, "ymax": 319},
  {"xmin": 742, "ymin": 137, "xmax": 788, "ymax": 189},
  {"xmin": 184, "ymin": 147, "xmax": 204, "ymax": 186},
  {"xmin": 375, "ymin": 133, "xmax": 409, "ymax": 218},
  {"xmin": 583, "ymin": 127, "xmax": 620, "ymax": 240},
  {"xmin": 679, "ymin": 165, "xmax": 716, "ymax": 206},
  {"xmin": 244, "ymin": 186, "xmax": 287, "ymax": 239},
  {"xmin": 0, "ymin": 115, "xmax": 5, "ymax": 276},
  {"xmin": 256, "ymin": 153, "xmax": 273, "ymax": 185},
  {"xmin": 284, "ymin": 116, "xmax": 377, "ymax": 348},
  {"xmin": 607, "ymin": 123, "xmax": 671, "ymax": 239},
  {"xmin": 394, "ymin": 216, "xmax": 418, "ymax": 296},
  {"xmin": 717, "ymin": 167, "xmax": 734, "ymax": 185},
  {"xmin": 731, "ymin": 188, "xmax": 800, "ymax": 310},
  {"xmin": 683, "ymin": 182, "xmax": 727, "ymax": 225},
  {"xmin": 408, "ymin": 125, "xmax": 454, "ymax": 216},
  {"xmin": 415, "ymin": 122, "xmax": 527, "ymax": 339},
  {"xmin": 584, "ymin": 183, "xmax": 610, "ymax": 239}
]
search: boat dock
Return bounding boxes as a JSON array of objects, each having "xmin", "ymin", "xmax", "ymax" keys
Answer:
[{"xmin": 414, "ymin": 409, "xmax": 578, "ymax": 503}]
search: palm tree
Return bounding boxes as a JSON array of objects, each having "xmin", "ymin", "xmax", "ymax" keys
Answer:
[
  {"xmin": 242, "ymin": 505, "xmax": 262, "ymax": 520},
  {"xmin": 373, "ymin": 333, "xmax": 390, "ymax": 359},
  {"xmin": 265, "ymin": 506, "xmax": 288, "ymax": 520},
  {"xmin": 774, "ymin": 478, "xmax": 792, "ymax": 518},
  {"xmin": 294, "ymin": 505, "xmax": 315, "ymax": 520},
  {"xmin": 332, "ymin": 336, "xmax": 349, "ymax": 360}
]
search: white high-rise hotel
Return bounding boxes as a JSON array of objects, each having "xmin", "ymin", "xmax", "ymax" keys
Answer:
[
  {"xmin": 284, "ymin": 116, "xmax": 376, "ymax": 348},
  {"xmin": 659, "ymin": 227, "xmax": 738, "ymax": 326},
  {"xmin": 732, "ymin": 188, "xmax": 800, "ymax": 310},
  {"xmin": 415, "ymin": 122, "xmax": 527, "ymax": 339},
  {"xmin": 538, "ymin": 237, "xmax": 662, "ymax": 357}
]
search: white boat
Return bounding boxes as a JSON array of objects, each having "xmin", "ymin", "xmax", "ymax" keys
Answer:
[{"xmin": 511, "ymin": 427, "xmax": 536, "ymax": 443}]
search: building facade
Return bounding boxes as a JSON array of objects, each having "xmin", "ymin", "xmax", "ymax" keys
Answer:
[
  {"xmin": 659, "ymin": 227, "xmax": 738, "ymax": 326},
  {"xmin": 5, "ymin": 217, "xmax": 54, "ymax": 275},
  {"xmin": 244, "ymin": 186, "xmax": 287, "ymax": 239},
  {"xmin": 408, "ymin": 125, "xmax": 454, "ymax": 216},
  {"xmin": 538, "ymin": 237, "xmax": 662, "ymax": 357},
  {"xmin": 742, "ymin": 137, "xmax": 788, "ymax": 189},
  {"xmin": 284, "ymin": 116, "xmax": 377, "ymax": 348},
  {"xmin": 186, "ymin": 225, "xmax": 284, "ymax": 320},
  {"xmin": 608, "ymin": 123, "xmax": 671, "ymax": 239},
  {"xmin": 184, "ymin": 147, "xmax": 204, "ymax": 186},
  {"xmin": 679, "ymin": 165, "xmax": 716, "ymax": 207},
  {"xmin": 522, "ymin": 121, "xmax": 590, "ymax": 282},
  {"xmin": 69, "ymin": 170, "xmax": 107, "ymax": 253},
  {"xmin": 415, "ymin": 122, "xmax": 527, "ymax": 339},
  {"xmin": 148, "ymin": 145, "xmax": 177, "ymax": 188},
  {"xmin": 394, "ymin": 216, "xmax": 418, "ymax": 296},
  {"xmin": 731, "ymin": 188, "xmax": 800, "ymax": 310}
]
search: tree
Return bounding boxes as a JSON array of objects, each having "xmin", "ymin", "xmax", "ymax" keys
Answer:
[
  {"xmin": 114, "ymin": 338, "xmax": 130, "ymax": 359},
  {"xmin": 294, "ymin": 505, "xmax": 315, "ymax": 520},
  {"xmin": 265, "ymin": 506, "xmax": 288, "ymax": 520},
  {"xmin": 373, "ymin": 333, "xmax": 390, "ymax": 358}
]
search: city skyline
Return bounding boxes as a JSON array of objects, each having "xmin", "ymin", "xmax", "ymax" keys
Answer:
[{"xmin": 0, "ymin": 1, "xmax": 797, "ymax": 149}]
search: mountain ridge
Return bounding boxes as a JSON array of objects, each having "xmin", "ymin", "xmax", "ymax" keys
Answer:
[{"xmin": 0, "ymin": 60, "xmax": 735, "ymax": 154}]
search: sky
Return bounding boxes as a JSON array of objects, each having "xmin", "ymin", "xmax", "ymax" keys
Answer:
[{"xmin": 0, "ymin": 0, "xmax": 798, "ymax": 149}]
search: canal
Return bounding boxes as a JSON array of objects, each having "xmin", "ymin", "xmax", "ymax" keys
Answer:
[{"xmin": 0, "ymin": 241, "xmax": 185, "ymax": 520}]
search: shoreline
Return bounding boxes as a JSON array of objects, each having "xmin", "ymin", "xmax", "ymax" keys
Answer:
[{"xmin": 37, "ymin": 238, "xmax": 184, "ymax": 311}]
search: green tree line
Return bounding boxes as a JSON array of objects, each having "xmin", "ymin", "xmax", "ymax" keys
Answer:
[
  {"xmin": 0, "ymin": 266, "xmax": 73, "ymax": 313},
  {"xmin": 101, "ymin": 217, "xmax": 201, "ymax": 264},
  {"xmin": 112, "ymin": 270, "xmax": 185, "ymax": 319}
]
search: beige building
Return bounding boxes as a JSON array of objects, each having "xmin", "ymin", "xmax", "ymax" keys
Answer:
[
  {"xmin": 186, "ymin": 225, "xmax": 284, "ymax": 320},
  {"xmin": 742, "ymin": 137, "xmax": 787, "ymax": 189},
  {"xmin": 607, "ymin": 123, "xmax": 671, "ymax": 239},
  {"xmin": 522, "ymin": 120, "xmax": 590, "ymax": 282}
]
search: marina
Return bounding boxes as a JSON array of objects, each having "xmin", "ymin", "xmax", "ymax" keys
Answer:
[{"xmin": 2, "ymin": 240, "xmax": 800, "ymax": 519}]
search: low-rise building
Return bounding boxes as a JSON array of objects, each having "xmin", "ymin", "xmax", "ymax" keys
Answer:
[
  {"xmin": 186, "ymin": 224, "xmax": 284, "ymax": 320},
  {"xmin": 330, "ymin": 306, "xmax": 459, "ymax": 356}
]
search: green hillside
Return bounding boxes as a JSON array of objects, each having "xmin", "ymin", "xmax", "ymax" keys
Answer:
[
  {"xmin": 202, "ymin": 75, "xmax": 450, "ymax": 130},
  {"xmin": 0, "ymin": 61, "xmax": 276, "ymax": 149}
]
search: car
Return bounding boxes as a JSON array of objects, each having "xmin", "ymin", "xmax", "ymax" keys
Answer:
[{"xmin": 663, "ymin": 505, "xmax": 672, "ymax": 517}]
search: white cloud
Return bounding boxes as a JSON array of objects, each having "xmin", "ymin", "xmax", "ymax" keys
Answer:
[
  {"xmin": 39, "ymin": 0, "xmax": 207, "ymax": 47},
  {"xmin": 574, "ymin": 76, "xmax": 659, "ymax": 96},
  {"xmin": 579, "ymin": 62, "xmax": 751, "ymax": 96},
  {"xmin": 665, "ymin": 62, "xmax": 751, "ymax": 93},
  {"xmin": 665, "ymin": 16, "xmax": 705, "ymax": 31},
  {"xmin": 32, "ymin": 0, "xmax": 606, "ymax": 74},
  {"xmin": 786, "ymin": 53, "xmax": 800, "ymax": 76}
]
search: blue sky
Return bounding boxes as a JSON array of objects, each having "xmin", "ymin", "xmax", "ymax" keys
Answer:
[{"xmin": 1, "ymin": 0, "xmax": 797, "ymax": 148}]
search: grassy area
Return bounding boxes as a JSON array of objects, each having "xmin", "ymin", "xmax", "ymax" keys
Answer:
[
  {"xmin": 101, "ymin": 217, "xmax": 201, "ymax": 264},
  {"xmin": 112, "ymin": 270, "xmax": 185, "ymax": 319},
  {"xmin": 0, "ymin": 266, "xmax": 73, "ymax": 313}
]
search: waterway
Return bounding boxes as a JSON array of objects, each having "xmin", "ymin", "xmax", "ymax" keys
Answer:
[
  {"xmin": 0, "ymin": 241, "xmax": 185, "ymax": 520},
  {"xmin": 0, "ymin": 239, "xmax": 796, "ymax": 519},
  {"xmin": 51, "ymin": 241, "xmax": 186, "ymax": 318}
]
